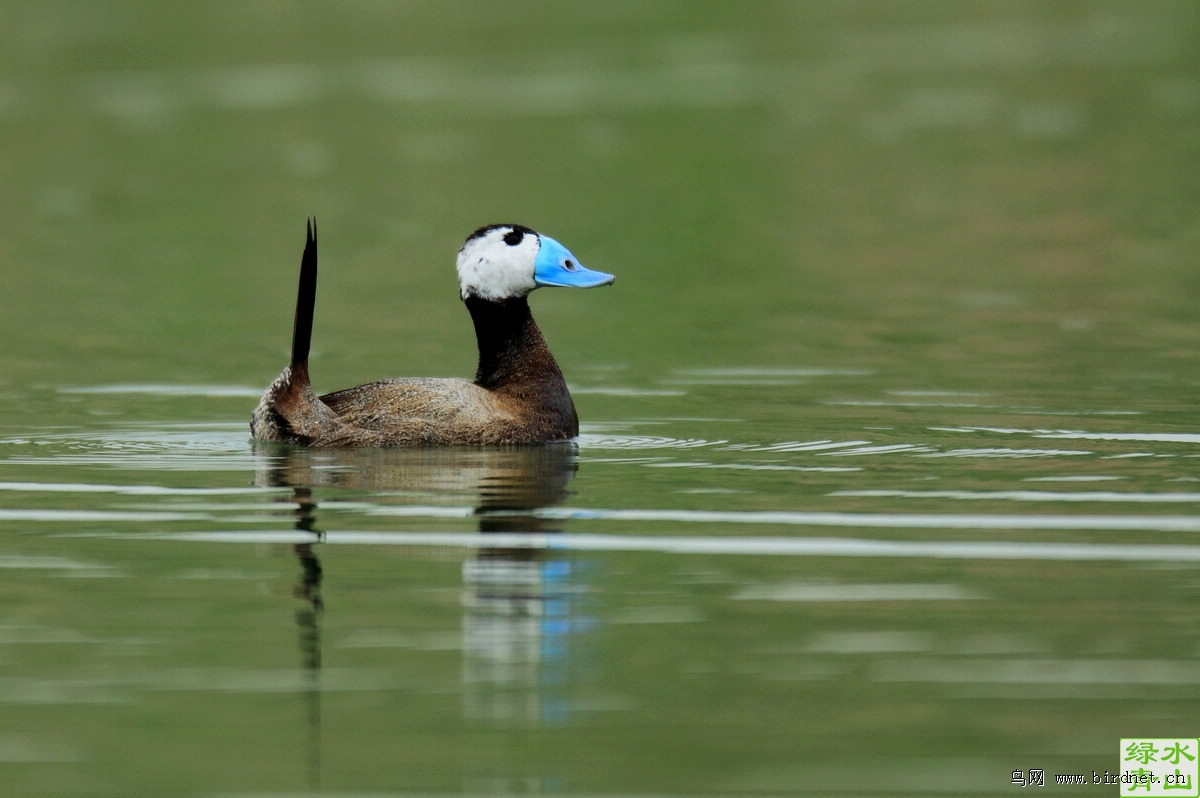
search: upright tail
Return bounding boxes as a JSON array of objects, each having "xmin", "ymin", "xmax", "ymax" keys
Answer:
[
  {"xmin": 252, "ymin": 217, "xmax": 343, "ymax": 444},
  {"xmin": 291, "ymin": 217, "xmax": 318, "ymax": 375}
]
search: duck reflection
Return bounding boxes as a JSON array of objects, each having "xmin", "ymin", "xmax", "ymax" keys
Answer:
[
  {"xmin": 262, "ymin": 484, "xmax": 324, "ymax": 790},
  {"xmin": 252, "ymin": 442, "xmax": 585, "ymax": 762},
  {"xmin": 459, "ymin": 448, "xmax": 582, "ymax": 727}
]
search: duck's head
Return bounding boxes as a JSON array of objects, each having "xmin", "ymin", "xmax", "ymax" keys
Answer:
[{"xmin": 456, "ymin": 224, "xmax": 614, "ymax": 302}]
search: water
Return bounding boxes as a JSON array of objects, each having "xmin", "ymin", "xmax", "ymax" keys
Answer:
[{"xmin": 3, "ymin": 3, "xmax": 1200, "ymax": 796}]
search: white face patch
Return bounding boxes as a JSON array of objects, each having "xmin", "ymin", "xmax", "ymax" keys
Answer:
[{"xmin": 456, "ymin": 226, "xmax": 541, "ymax": 301}]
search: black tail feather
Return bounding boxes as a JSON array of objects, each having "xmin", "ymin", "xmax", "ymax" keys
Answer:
[{"xmin": 291, "ymin": 217, "xmax": 318, "ymax": 370}]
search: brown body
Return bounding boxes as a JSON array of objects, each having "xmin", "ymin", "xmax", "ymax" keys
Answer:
[{"xmin": 251, "ymin": 296, "xmax": 579, "ymax": 447}]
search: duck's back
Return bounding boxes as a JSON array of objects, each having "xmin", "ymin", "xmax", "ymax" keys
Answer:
[
  {"xmin": 318, "ymin": 377, "xmax": 576, "ymax": 446},
  {"xmin": 319, "ymin": 378, "xmax": 511, "ymax": 446}
]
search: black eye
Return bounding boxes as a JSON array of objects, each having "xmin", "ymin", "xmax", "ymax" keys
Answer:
[
  {"xmin": 564, "ymin": 259, "xmax": 578, "ymax": 271},
  {"xmin": 503, "ymin": 230, "xmax": 524, "ymax": 246}
]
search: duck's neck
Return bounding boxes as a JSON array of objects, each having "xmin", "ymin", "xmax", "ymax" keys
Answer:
[{"xmin": 465, "ymin": 296, "xmax": 569, "ymax": 396}]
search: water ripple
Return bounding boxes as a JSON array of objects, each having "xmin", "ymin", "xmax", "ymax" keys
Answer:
[
  {"xmin": 144, "ymin": 530, "xmax": 1200, "ymax": 562},
  {"xmin": 577, "ymin": 434, "xmax": 724, "ymax": 450},
  {"xmin": 836, "ymin": 489, "xmax": 1200, "ymax": 503},
  {"xmin": 734, "ymin": 583, "xmax": 980, "ymax": 602},
  {"xmin": 0, "ymin": 426, "xmax": 255, "ymax": 471},
  {"xmin": 0, "ymin": 481, "xmax": 275, "ymax": 496},
  {"xmin": 723, "ymin": 440, "xmax": 871, "ymax": 453},
  {"xmin": 0, "ymin": 509, "xmax": 205, "ymax": 523},
  {"xmin": 272, "ymin": 503, "xmax": 1200, "ymax": 533},
  {"xmin": 937, "ymin": 426, "xmax": 1200, "ymax": 444},
  {"xmin": 918, "ymin": 447, "xmax": 1090, "ymax": 459},
  {"xmin": 58, "ymin": 384, "xmax": 261, "ymax": 398}
]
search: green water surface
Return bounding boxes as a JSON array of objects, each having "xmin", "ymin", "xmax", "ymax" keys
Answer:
[{"xmin": 2, "ymin": 3, "xmax": 1200, "ymax": 796}]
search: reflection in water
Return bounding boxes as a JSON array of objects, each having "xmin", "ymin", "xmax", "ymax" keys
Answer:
[
  {"xmin": 292, "ymin": 485, "xmax": 323, "ymax": 793},
  {"xmin": 464, "ymin": 521, "xmax": 578, "ymax": 726},
  {"xmin": 262, "ymin": 485, "xmax": 325, "ymax": 790},
  {"xmin": 252, "ymin": 443, "xmax": 584, "ymax": 783}
]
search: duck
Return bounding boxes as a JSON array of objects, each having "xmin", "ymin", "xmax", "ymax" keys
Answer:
[{"xmin": 250, "ymin": 219, "xmax": 614, "ymax": 447}]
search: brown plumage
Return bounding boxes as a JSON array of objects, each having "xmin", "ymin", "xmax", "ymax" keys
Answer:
[{"xmin": 250, "ymin": 219, "xmax": 612, "ymax": 447}]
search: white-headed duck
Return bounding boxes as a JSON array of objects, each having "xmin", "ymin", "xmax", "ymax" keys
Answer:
[{"xmin": 250, "ymin": 220, "xmax": 614, "ymax": 446}]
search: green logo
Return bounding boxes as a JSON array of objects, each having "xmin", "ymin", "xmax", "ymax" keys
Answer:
[{"xmin": 1120, "ymin": 739, "xmax": 1199, "ymax": 797}]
